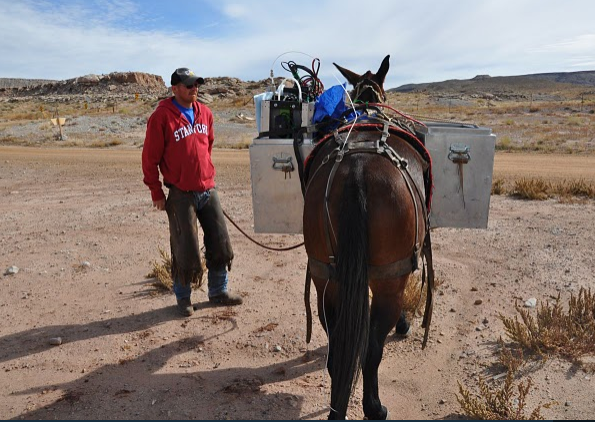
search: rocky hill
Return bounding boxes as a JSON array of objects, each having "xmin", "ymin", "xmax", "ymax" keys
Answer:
[
  {"xmin": 3, "ymin": 69, "xmax": 595, "ymax": 104},
  {"xmin": 0, "ymin": 72, "xmax": 271, "ymax": 104},
  {"xmin": 0, "ymin": 78, "xmax": 57, "ymax": 89},
  {"xmin": 390, "ymin": 70, "xmax": 595, "ymax": 98}
]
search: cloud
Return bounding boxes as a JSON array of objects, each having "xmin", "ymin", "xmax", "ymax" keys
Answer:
[
  {"xmin": 221, "ymin": 4, "xmax": 249, "ymax": 19},
  {"xmin": 2, "ymin": 0, "xmax": 595, "ymax": 88}
]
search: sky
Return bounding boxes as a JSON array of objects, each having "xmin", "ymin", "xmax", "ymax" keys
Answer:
[{"xmin": 1, "ymin": 0, "xmax": 595, "ymax": 90}]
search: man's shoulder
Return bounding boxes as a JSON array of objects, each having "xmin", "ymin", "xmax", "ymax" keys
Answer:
[
  {"xmin": 195, "ymin": 102, "xmax": 213, "ymax": 119},
  {"xmin": 149, "ymin": 98, "xmax": 175, "ymax": 117},
  {"xmin": 195, "ymin": 101, "xmax": 212, "ymax": 112}
]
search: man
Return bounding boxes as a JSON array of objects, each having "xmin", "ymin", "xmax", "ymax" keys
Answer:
[{"xmin": 142, "ymin": 67, "xmax": 242, "ymax": 317}]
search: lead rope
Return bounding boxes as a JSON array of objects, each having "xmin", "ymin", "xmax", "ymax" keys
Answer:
[{"xmin": 222, "ymin": 208, "xmax": 304, "ymax": 251}]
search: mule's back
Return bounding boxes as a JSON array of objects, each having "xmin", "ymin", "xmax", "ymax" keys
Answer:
[{"xmin": 303, "ymin": 130, "xmax": 427, "ymax": 269}]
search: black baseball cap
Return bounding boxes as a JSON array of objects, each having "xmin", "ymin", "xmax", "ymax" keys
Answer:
[{"xmin": 171, "ymin": 67, "xmax": 205, "ymax": 86}]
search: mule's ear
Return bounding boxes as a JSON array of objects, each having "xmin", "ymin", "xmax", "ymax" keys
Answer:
[
  {"xmin": 334, "ymin": 62, "xmax": 361, "ymax": 87},
  {"xmin": 376, "ymin": 55, "xmax": 390, "ymax": 84}
]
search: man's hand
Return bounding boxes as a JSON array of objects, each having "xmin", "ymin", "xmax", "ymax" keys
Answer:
[{"xmin": 153, "ymin": 198, "xmax": 166, "ymax": 211}]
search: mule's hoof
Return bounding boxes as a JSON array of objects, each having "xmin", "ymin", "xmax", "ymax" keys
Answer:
[
  {"xmin": 395, "ymin": 311, "xmax": 411, "ymax": 337},
  {"xmin": 394, "ymin": 325, "xmax": 412, "ymax": 338}
]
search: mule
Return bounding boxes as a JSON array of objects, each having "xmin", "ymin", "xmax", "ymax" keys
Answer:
[{"xmin": 302, "ymin": 55, "xmax": 435, "ymax": 420}]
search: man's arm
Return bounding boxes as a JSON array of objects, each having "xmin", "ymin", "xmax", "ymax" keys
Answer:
[{"xmin": 142, "ymin": 113, "xmax": 166, "ymax": 203}]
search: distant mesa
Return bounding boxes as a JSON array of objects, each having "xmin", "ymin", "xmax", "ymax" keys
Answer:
[
  {"xmin": 388, "ymin": 70, "xmax": 595, "ymax": 95},
  {"xmin": 0, "ymin": 72, "xmax": 272, "ymax": 102}
]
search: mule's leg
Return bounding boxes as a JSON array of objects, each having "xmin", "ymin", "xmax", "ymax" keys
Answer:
[
  {"xmin": 362, "ymin": 281, "xmax": 405, "ymax": 420},
  {"xmin": 313, "ymin": 279, "xmax": 346, "ymax": 420}
]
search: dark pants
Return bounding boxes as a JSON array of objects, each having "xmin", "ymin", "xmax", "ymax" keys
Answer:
[{"xmin": 165, "ymin": 185, "xmax": 234, "ymax": 299}]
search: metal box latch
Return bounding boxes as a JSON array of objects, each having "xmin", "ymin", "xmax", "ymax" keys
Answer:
[
  {"xmin": 448, "ymin": 143, "xmax": 471, "ymax": 208},
  {"xmin": 272, "ymin": 154, "xmax": 294, "ymax": 179}
]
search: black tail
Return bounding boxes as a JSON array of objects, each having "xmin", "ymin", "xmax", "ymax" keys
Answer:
[{"xmin": 329, "ymin": 163, "xmax": 370, "ymax": 416}]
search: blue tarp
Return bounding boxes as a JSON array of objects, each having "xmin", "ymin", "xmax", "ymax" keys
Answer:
[{"xmin": 312, "ymin": 84, "xmax": 348, "ymax": 124}]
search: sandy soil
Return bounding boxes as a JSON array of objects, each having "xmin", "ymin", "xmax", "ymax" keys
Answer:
[{"xmin": 1, "ymin": 146, "xmax": 594, "ymax": 420}]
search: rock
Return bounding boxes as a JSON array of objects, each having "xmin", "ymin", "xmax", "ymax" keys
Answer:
[
  {"xmin": 75, "ymin": 74, "xmax": 101, "ymax": 84},
  {"xmin": 524, "ymin": 298, "xmax": 537, "ymax": 308},
  {"xmin": 273, "ymin": 345, "xmax": 282, "ymax": 352},
  {"xmin": 49, "ymin": 337, "xmax": 62, "ymax": 346},
  {"xmin": 4, "ymin": 265, "xmax": 19, "ymax": 275},
  {"xmin": 198, "ymin": 93, "xmax": 214, "ymax": 104},
  {"xmin": 474, "ymin": 299, "xmax": 483, "ymax": 305},
  {"xmin": 82, "ymin": 261, "xmax": 91, "ymax": 268}
]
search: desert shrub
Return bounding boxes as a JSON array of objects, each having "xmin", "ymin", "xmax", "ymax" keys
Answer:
[
  {"xmin": 567, "ymin": 116, "xmax": 583, "ymax": 126},
  {"xmin": 554, "ymin": 179, "xmax": 595, "ymax": 199},
  {"xmin": 496, "ymin": 136, "xmax": 512, "ymax": 150},
  {"xmin": 0, "ymin": 135, "xmax": 21, "ymax": 145},
  {"xmin": 457, "ymin": 368, "xmax": 553, "ymax": 420},
  {"xmin": 510, "ymin": 178, "xmax": 551, "ymax": 200},
  {"xmin": 499, "ymin": 288, "xmax": 595, "ymax": 362},
  {"xmin": 89, "ymin": 139, "xmax": 123, "ymax": 148},
  {"xmin": 497, "ymin": 341, "xmax": 527, "ymax": 374},
  {"xmin": 492, "ymin": 178, "xmax": 506, "ymax": 195},
  {"xmin": 228, "ymin": 140, "xmax": 251, "ymax": 149}
]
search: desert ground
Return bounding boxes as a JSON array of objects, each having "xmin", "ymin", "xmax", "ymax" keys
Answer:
[{"xmin": 1, "ymin": 142, "xmax": 594, "ymax": 420}]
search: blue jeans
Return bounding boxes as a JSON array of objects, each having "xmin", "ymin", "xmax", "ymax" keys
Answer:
[{"xmin": 167, "ymin": 189, "xmax": 232, "ymax": 300}]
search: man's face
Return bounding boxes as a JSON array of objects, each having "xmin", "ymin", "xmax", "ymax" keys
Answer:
[{"xmin": 172, "ymin": 82, "xmax": 198, "ymax": 105}]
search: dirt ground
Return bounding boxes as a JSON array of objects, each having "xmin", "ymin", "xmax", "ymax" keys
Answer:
[{"xmin": 1, "ymin": 146, "xmax": 594, "ymax": 420}]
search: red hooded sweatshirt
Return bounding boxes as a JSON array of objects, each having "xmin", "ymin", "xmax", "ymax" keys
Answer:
[{"xmin": 142, "ymin": 97, "xmax": 215, "ymax": 202}]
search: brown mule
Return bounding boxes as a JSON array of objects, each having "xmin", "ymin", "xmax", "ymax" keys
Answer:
[{"xmin": 303, "ymin": 55, "xmax": 434, "ymax": 420}]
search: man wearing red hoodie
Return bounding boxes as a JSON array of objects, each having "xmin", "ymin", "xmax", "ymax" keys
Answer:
[{"xmin": 142, "ymin": 67, "xmax": 242, "ymax": 317}]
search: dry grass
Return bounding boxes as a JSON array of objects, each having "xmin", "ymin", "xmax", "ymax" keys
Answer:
[
  {"xmin": 499, "ymin": 288, "xmax": 595, "ymax": 362},
  {"xmin": 492, "ymin": 177, "xmax": 595, "ymax": 200},
  {"xmin": 511, "ymin": 178, "xmax": 552, "ymax": 200},
  {"xmin": 88, "ymin": 139, "xmax": 124, "ymax": 148},
  {"xmin": 387, "ymin": 92, "xmax": 595, "ymax": 154},
  {"xmin": 146, "ymin": 246, "xmax": 174, "ymax": 291},
  {"xmin": 457, "ymin": 368, "xmax": 553, "ymax": 420},
  {"xmin": 2, "ymin": 90, "xmax": 595, "ymax": 153},
  {"xmin": 146, "ymin": 246, "xmax": 205, "ymax": 292},
  {"xmin": 402, "ymin": 270, "xmax": 443, "ymax": 318},
  {"xmin": 228, "ymin": 140, "xmax": 251, "ymax": 149}
]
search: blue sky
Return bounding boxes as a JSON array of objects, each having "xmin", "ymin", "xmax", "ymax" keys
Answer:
[{"xmin": 1, "ymin": 0, "xmax": 595, "ymax": 89}]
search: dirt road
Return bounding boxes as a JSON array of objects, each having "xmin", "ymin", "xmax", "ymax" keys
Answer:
[{"xmin": 1, "ymin": 146, "xmax": 594, "ymax": 420}]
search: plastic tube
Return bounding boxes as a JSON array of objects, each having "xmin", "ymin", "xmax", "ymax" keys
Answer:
[{"xmin": 276, "ymin": 77, "xmax": 302, "ymax": 102}]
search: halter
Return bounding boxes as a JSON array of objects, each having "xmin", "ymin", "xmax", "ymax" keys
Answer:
[{"xmin": 352, "ymin": 78, "xmax": 386, "ymax": 103}]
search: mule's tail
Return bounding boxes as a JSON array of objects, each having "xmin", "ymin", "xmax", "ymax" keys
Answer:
[{"xmin": 329, "ymin": 164, "xmax": 370, "ymax": 417}]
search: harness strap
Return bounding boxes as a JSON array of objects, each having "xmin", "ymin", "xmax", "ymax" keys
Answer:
[
  {"xmin": 308, "ymin": 254, "xmax": 419, "ymax": 281},
  {"xmin": 420, "ymin": 229, "xmax": 435, "ymax": 349},
  {"xmin": 304, "ymin": 264, "xmax": 313, "ymax": 344}
]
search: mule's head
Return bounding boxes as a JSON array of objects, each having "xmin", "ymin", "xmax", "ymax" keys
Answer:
[{"xmin": 333, "ymin": 55, "xmax": 390, "ymax": 103}]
